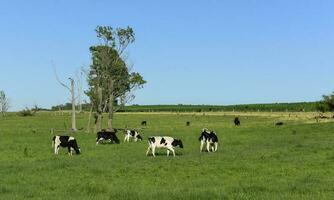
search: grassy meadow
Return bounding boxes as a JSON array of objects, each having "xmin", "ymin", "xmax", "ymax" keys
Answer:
[{"xmin": 0, "ymin": 112, "xmax": 334, "ymax": 199}]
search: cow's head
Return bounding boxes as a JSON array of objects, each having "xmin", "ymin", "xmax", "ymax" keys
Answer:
[
  {"xmin": 75, "ymin": 146, "xmax": 81, "ymax": 154},
  {"xmin": 136, "ymin": 134, "xmax": 143, "ymax": 141},
  {"xmin": 172, "ymin": 139, "xmax": 183, "ymax": 148}
]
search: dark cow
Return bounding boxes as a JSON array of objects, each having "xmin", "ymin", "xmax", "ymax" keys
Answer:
[
  {"xmin": 199, "ymin": 128, "xmax": 218, "ymax": 152},
  {"xmin": 275, "ymin": 122, "xmax": 284, "ymax": 126},
  {"xmin": 146, "ymin": 136, "xmax": 183, "ymax": 157},
  {"xmin": 141, "ymin": 121, "xmax": 147, "ymax": 126},
  {"xmin": 124, "ymin": 130, "xmax": 143, "ymax": 142},
  {"xmin": 186, "ymin": 121, "xmax": 190, "ymax": 126},
  {"xmin": 234, "ymin": 117, "xmax": 240, "ymax": 126},
  {"xmin": 52, "ymin": 135, "xmax": 81, "ymax": 155},
  {"xmin": 96, "ymin": 129, "xmax": 120, "ymax": 145}
]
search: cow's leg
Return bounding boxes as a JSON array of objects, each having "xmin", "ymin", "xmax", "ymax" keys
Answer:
[
  {"xmin": 200, "ymin": 141, "xmax": 204, "ymax": 152},
  {"xmin": 146, "ymin": 146, "xmax": 151, "ymax": 156},
  {"xmin": 206, "ymin": 142, "xmax": 211, "ymax": 152},
  {"xmin": 124, "ymin": 135, "xmax": 127, "ymax": 142},
  {"xmin": 68, "ymin": 147, "xmax": 72, "ymax": 156},
  {"xmin": 56, "ymin": 146, "xmax": 60, "ymax": 155},
  {"xmin": 167, "ymin": 150, "xmax": 170, "ymax": 157},
  {"xmin": 166, "ymin": 147, "xmax": 175, "ymax": 157},
  {"xmin": 214, "ymin": 143, "xmax": 218, "ymax": 152},
  {"xmin": 151, "ymin": 146, "xmax": 156, "ymax": 157}
]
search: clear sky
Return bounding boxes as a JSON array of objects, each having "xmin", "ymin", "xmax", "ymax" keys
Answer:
[{"xmin": 0, "ymin": 0, "xmax": 333, "ymax": 111}]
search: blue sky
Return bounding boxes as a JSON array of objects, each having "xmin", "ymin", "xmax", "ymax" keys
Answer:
[{"xmin": 0, "ymin": 0, "xmax": 333, "ymax": 111}]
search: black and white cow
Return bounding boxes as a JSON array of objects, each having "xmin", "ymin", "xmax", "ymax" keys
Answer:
[
  {"xmin": 275, "ymin": 122, "xmax": 284, "ymax": 126},
  {"xmin": 96, "ymin": 129, "xmax": 120, "ymax": 145},
  {"xmin": 234, "ymin": 117, "xmax": 240, "ymax": 126},
  {"xmin": 124, "ymin": 130, "xmax": 143, "ymax": 142},
  {"xmin": 52, "ymin": 135, "xmax": 81, "ymax": 155},
  {"xmin": 199, "ymin": 128, "xmax": 218, "ymax": 152},
  {"xmin": 146, "ymin": 136, "xmax": 183, "ymax": 157}
]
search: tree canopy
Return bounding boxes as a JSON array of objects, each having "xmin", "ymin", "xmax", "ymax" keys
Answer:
[{"xmin": 85, "ymin": 26, "xmax": 146, "ymax": 116}]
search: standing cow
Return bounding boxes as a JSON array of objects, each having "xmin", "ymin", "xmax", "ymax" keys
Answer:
[
  {"xmin": 146, "ymin": 136, "xmax": 183, "ymax": 157},
  {"xmin": 52, "ymin": 135, "xmax": 81, "ymax": 155},
  {"xmin": 124, "ymin": 130, "xmax": 143, "ymax": 142},
  {"xmin": 234, "ymin": 117, "xmax": 240, "ymax": 126},
  {"xmin": 199, "ymin": 128, "xmax": 218, "ymax": 152},
  {"xmin": 96, "ymin": 129, "xmax": 120, "ymax": 145}
]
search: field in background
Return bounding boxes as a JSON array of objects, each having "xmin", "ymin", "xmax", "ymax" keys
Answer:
[
  {"xmin": 51, "ymin": 101, "xmax": 321, "ymax": 112},
  {"xmin": 1, "ymin": 112, "xmax": 334, "ymax": 199}
]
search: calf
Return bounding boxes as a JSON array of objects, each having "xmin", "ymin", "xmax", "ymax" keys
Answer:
[
  {"xmin": 124, "ymin": 130, "xmax": 143, "ymax": 142},
  {"xmin": 96, "ymin": 130, "xmax": 120, "ymax": 145},
  {"xmin": 141, "ymin": 121, "xmax": 147, "ymax": 126},
  {"xmin": 186, "ymin": 121, "xmax": 190, "ymax": 126},
  {"xmin": 52, "ymin": 135, "xmax": 81, "ymax": 155},
  {"xmin": 146, "ymin": 136, "xmax": 183, "ymax": 157},
  {"xmin": 234, "ymin": 117, "xmax": 240, "ymax": 126},
  {"xmin": 199, "ymin": 128, "xmax": 218, "ymax": 152}
]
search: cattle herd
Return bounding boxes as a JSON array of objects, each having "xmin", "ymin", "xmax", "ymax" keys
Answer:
[{"xmin": 52, "ymin": 118, "xmax": 247, "ymax": 157}]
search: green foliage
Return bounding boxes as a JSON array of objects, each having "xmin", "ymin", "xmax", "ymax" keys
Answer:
[
  {"xmin": 123, "ymin": 102, "xmax": 319, "ymax": 112},
  {"xmin": 86, "ymin": 26, "xmax": 145, "ymax": 113},
  {"xmin": 0, "ymin": 112, "xmax": 334, "ymax": 199},
  {"xmin": 320, "ymin": 92, "xmax": 334, "ymax": 112}
]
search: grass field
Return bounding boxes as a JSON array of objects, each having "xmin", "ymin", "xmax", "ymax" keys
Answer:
[{"xmin": 1, "ymin": 112, "xmax": 334, "ymax": 199}]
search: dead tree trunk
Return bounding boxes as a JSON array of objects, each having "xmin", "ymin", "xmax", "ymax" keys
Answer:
[
  {"xmin": 97, "ymin": 86, "xmax": 103, "ymax": 131},
  {"xmin": 86, "ymin": 104, "xmax": 93, "ymax": 133},
  {"xmin": 108, "ymin": 79, "xmax": 114, "ymax": 131},
  {"xmin": 70, "ymin": 78, "xmax": 77, "ymax": 131}
]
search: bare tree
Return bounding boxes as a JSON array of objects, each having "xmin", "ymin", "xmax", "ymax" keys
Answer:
[
  {"xmin": 0, "ymin": 90, "xmax": 10, "ymax": 117},
  {"xmin": 53, "ymin": 65, "xmax": 77, "ymax": 131}
]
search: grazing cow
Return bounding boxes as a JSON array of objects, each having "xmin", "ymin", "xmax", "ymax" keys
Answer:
[
  {"xmin": 52, "ymin": 135, "xmax": 81, "ymax": 155},
  {"xmin": 186, "ymin": 121, "xmax": 190, "ymax": 126},
  {"xmin": 234, "ymin": 117, "xmax": 240, "ymax": 126},
  {"xmin": 96, "ymin": 129, "xmax": 120, "ymax": 145},
  {"xmin": 199, "ymin": 128, "xmax": 218, "ymax": 152},
  {"xmin": 146, "ymin": 136, "xmax": 183, "ymax": 157},
  {"xmin": 124, "ymin": 130, "xmax": 143, "ymax": 142},
  {"xmin": 275, "ymin": 122, "xmax": 284, "ymax": 126},
  {"xmin": 141, "ymin": 121, "xmax": 147, "ymax": 126}
]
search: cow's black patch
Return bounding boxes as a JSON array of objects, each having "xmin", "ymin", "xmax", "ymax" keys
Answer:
[
  {"xmin": 234, "ymin": 117, "xmax": 240, "ymax": 126},
  {"xmin": 136, "ymin": 134, "xmax": 143, "ymax": 141},
  {"xmin": 130, "ymin": 130, "xmax": 136, "ymax": 137},
  {"xmin": 199, "ymin": 130, "xmax": 210, "ymax": 141},
  {"xmin": 172, "ymin": 139, "xmax": 184, "ymax": 148},
  {"xmin": 160, "ymin": 137, "xmax": 166, "ymax": 144},
  {"xmin": 148, "ymin": 137, "xmax": 155, "ymax": 144}
]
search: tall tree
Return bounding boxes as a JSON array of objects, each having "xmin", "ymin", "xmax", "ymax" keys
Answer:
[
  {"xmin": 86, "ymin": 26, "xmax": 146, "ymax": 131},
  {"xmin": 0, "ymin": 90, "xmax": 10, "ymax": 117}
]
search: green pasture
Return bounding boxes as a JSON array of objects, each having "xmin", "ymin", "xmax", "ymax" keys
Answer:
[{"xmin": 0, "ymin": 112, "xmax": 334, "ymax": 199}]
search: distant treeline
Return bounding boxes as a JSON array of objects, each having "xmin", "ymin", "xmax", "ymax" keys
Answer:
[{"xmin": 51, "ymin": 102, "xmax": 321, "ymax": 112}]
